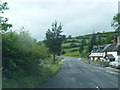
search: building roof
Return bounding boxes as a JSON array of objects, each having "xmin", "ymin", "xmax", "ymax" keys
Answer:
[
  {"xmin": 91, "ymin": 36, "xmax": 120, "ymax": 53},
  {"xmin": 106, "ymin": 54, "xmax": 115, "ymax": 59},
  {"xmin": 91, "ymin": 43, "xmax": 119, "ymax": 53},
  {"xmin": 102, "ymin": 43, "xmax": 117, "ymax": 52},
  {"xmin": 91, "ymin": 45, "xmax": 106, "ymax": 53}
]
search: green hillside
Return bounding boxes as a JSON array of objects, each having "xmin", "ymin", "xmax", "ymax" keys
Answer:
[{"xmin": 61, "ymin": 31, "xmax": 120, "ymax": 58}]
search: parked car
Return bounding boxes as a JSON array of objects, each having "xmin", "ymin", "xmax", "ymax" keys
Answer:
[{"xmin": 109, "ymin": 58, "xmax": 120, "ymax": 68}]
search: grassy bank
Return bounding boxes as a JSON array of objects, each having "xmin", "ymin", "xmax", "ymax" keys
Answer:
[
  {"xmin": 2, "ymin": 60, "xmax": 63, "ymax": 88},
  {"xmin": 62, "ymin": 51, "xmax": 80, "ymax": 58}
]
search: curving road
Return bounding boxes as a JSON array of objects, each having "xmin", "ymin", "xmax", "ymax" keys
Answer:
[{"xmin": 39, "ymin": 57, "xmax": 119, "ymax": 88}]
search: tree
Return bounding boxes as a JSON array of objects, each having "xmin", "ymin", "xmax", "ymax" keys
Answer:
[
  {"xmin": 44, "ymin": 21, "xmax": 63, "ymax": 64},
  {"xmin": 62, "ymin": 35, "xmax": 66, "ymax": 42},
  {"xmin": 67, "ymin": 35, "xmax": 72, "ymax": 39},
  {"xmin": 79, "ymin": 44, "xmax": 84, "ymax": 53},
  {"xmin": 88, "ymin": 33, "xmax": 96, "ymax": 52},
  {"xmin": 79, "ymin": 39, "xmax": 86, "ymax": 53},
  {"xmin": 0, "ymin": 2, "xmax": 12, "ymax": 33},
  {"xmin": 96, "ymin": 33, "xmax": 102, "ymax": 45},
  {"xmin": 61, "ymin": 50, "xmax": 66, "ymax": 54},
  {"xmin": 111, "ymin": 13, "xmax": 120, "ymax": 35}
]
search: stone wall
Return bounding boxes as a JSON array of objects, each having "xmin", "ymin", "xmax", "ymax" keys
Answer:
[{"xmin": 81, "ymin": 58, "xmax": 109, "ymax": 67}]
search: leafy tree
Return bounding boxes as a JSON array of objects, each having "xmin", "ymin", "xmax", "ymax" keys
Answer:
[
  {"xmin": 0, "ymin": 2, "xmax": 12, "ymax": 33},
  {"xmin": 62, "ymin": 35, "xmax": 66, "ymax": 42},
  {"xmin": 61, "ymin": 50, "xmax": 66, "ymax": 54},
  {"xmin": 88, "ymin": 33, "xmax": 96, "ymax": 52},
  {"xmin": 67, "ymin": 35, "xmax": 72, "ymax": 39},
  {"xmin": 70, "ymin": 43, "xmax": 77, "ymax": 48},
  {"xmin": 44, "ymin": 21, "xmax": 63, "ymax": 64},
  {"xmin": 79, "ymin": 39, "xmax": 86, "ymax": 53},
  {"xmin": 111, "ymin": 13, "xmax": 120, "ymax": 35},
  {"xmin": 81, "ymin": 39, "xmax": 86, "ymax": 46},
  {"xmin": 2, "ymin": 29, "xmax": 50, "ymax": 79},
  {"xmin": 96, "ymin": 33, "xmax": 102, "ymax": 45},
  {"xmin": 80, "ymin": 46, "xmax": 89, "ymax": 57},
  {"xmin": 79, "ymin": 44, "xmax": 84, "ymax": 53}
]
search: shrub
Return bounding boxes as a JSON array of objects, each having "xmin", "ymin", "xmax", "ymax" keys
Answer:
[
  {"xmin": 2, "ymin": 30, "xmax": 50, "ymax": 79},
  {"xmin": 61, "ymin": 50, "xmax": 66, "ymax": 54},
  {"xmin": 70, "ymin": 49, "xmax": 78, "ymax": 52}
]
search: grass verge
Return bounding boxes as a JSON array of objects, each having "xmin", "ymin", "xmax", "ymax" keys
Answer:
[
  {"xmin": 2, "ymin": 60, "xmax": 63, "ymax": 88},
  {"xmin": 62, "ymin": 51, "xmax": 80, "ymax": 58}
]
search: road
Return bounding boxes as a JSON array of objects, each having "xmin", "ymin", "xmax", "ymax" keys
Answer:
[{"xmin": 39, "ymin": 57, "xmax": 119, "ymax": 88}]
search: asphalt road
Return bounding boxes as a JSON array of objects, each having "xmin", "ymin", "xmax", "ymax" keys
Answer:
[{"xmin": 39, "ymin": 57, "xmax": 119, "ymax": 88}]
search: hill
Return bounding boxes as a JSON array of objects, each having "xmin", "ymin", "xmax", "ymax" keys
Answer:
[{"xmin": 61, "ymin": 31, "xmax": 120, "ymax": 58}]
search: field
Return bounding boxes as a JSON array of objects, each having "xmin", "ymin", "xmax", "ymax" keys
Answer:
[{"xmin": 61, "ymin": 31, "xmax": 119, "ymax": 58}]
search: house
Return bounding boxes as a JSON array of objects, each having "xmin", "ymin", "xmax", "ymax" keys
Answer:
[
  {"xmin": 89, "ymin": 45, "xmax": 106, "ymax": 61},
  {"xmin": 89, "ymin": 36, "xmax": 120, "ymax": 62}
]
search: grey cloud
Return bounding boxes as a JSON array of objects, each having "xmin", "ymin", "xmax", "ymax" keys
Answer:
[{"xmin": 5, "ymin": 1, "xmax": 118, "ymax": 40}]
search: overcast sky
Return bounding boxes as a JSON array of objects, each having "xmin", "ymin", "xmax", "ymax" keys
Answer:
[{"xmin": 2, "ymin": 0, "xmax": 119, "ymax": 41}]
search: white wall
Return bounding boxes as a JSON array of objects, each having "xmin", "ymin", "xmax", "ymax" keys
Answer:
[
  {"xmin": 100, "ymin": 57, "xmax": 104, "ymax": 60},
  {"xmin": 118, "ymin": 55, "xmax": 120, "ymax": 59},
  {"xmin": 107, "ymin": 51, "xmax": 118, "ymax": 60},
  {"xmin": 94, "ymin": 57, "xmax": 98, "ymax": 60},
  {"xmin": 90, "ymin": 52, "xmax": 104, "ymax": 57}
]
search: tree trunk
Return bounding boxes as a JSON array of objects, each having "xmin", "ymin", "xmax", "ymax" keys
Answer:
[{"xmin": 53, "ymin": 53, "xmax": 55, "ymax": 64}]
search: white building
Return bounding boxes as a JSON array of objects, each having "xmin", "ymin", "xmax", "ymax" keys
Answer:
[{"xmin": 89, "ymin": 36, "xmax": 120, "ymax": 62}]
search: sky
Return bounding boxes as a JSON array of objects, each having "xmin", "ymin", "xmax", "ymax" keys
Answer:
[{"xmin": 2, "ymin": 0, "xmax": 119, "ymax": 41}]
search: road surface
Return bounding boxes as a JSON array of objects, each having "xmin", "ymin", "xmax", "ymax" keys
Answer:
[{"xmin": 39, "ymin": 57, "xmax": 119, "ymax": 88}]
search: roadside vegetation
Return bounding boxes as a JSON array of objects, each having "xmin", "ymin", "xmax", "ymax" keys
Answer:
[{"xmin": 1, "ymin": 2, "xmax": 64, "ymax": 88}]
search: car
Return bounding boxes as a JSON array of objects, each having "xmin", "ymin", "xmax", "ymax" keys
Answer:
[{"xmin": 109, "ymin": 58, "xmax": 120, "ymax": 69}]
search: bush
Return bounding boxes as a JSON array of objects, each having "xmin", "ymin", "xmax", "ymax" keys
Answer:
[
  {"xmin": 2, "ymin": 29, "xmax": 63, "ymax": 88},
  {"xmin": 70, "ymin": 43, "xmax": 79, "ymax": 48},
  {"xmin": 2, "ymin": 30, "xmax": 50, "ymax": 79},
  {"xmin": 70, "ymin": 49, "xmax": 78, "ymax": 52},
  {"xmin": 61, "ymin": 50, "xmax": 66, "ymax": 54},
  {"xmin": 2, "ymin": 63, "xmax": 62, "ymax": 88}
]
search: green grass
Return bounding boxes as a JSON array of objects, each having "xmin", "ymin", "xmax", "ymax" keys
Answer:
[
  {"xmin": 67, "ymin": 39, "xmax": 82, "ymax": 42},
  {"xmin": 62, "ymin": 43, "xmax": 80, "ymax": 47},
  {"xmin": 62, "ymin": 40, "xmax": 80, "ymax": 58},
  {"xmin": 63, "ymin": 47, "xmax": 79, "ymax": 53},
  {"xmin": 62, "ymin": 51, "xmax": 80, "ymax": 58},
  {"xmin": 62, "ymin": 43, "xmax": 71, "ymax": 47},
  {"xmin": 2, "ymin": 61, "xmax": 63, "ymax": 88},
  {"xmin": 61, "ymin": 37, "xmax": 90, "ymax": 58}
]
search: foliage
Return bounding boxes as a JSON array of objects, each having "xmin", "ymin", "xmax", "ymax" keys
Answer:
[
  {"xmin": 1, "ymin": 2, "xmax": 62, "ymax": 88},
  {"xmin": 2, "ymin": 28, "xmax": 62, "ymax": 88},
  {"xmin": 0, "ymin": 2, "xmax": 12, "ymax": 33},
  {"xmin": 3, "ymin": 62, "xmax": 62, "ymax": 88},
  {"xmin": 88, "ymin": 33, "xmax": 96, "ymax": 52},
  {"xmin": 2, "ymin": 28, "xmax": 63, "ymax": 88},
  {"xmin": 44, "ymin": 21, "xmax": 64, "ymax": 63},
  {"xmin": 61, "ymin": 50, "xmax": 66, "ymax": 54},
  {"xmin": 79, "ymin": 44, "xmax": 84, "ymax": 53},
  {"xmin": 2, "ymin": 29, "xmax": 50, "ymax": 79},
  {"xmin": 70, "ymin": 43, "xmax": 78, "ymax": 48},
  {"xmin": 62, "ymin": 31, "xmax": 120, "ymax": 58},
  {"xmin": 70, "ymin": 49, "xmax": 78, "ymax": 52},
  {"xmin": 111, "ymin": 13, "xmax": 120, "ymax": 34},
  {"xmin": 67, "ymin": 35, "xmax": 72, "ymax": 39},
  {"xmin": 79, "ymin": 39, "xmax": 86, "ymax": 53}
]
